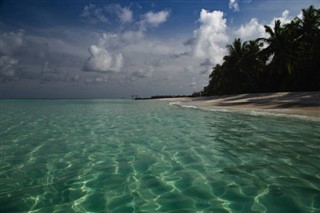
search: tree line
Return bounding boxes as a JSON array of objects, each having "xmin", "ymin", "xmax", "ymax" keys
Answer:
[{"xmin": 202, "ymin": 5, "xmax": 320, "ymax": 96}]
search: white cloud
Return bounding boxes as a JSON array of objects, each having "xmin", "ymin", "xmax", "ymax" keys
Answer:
[
  {"xmin": 236, "ymin": 18, "xmax": 267, "ymax": 40},
  {"xmin": 97, "ymin": 33, "xmax": 120, "ymax": 49},
  {"xmin": 0, "ymin": 30, "xmax": 24, "ymax": 55},
  {"xmin": 80, "ymin": 4, "xmax": 108, "ymax": 23},
  {"xmin": 0, "ymin": 30, "xmax": 24, "ymax": 79},
  {"xmin": 105, "ymin": 4, "xmax": 133, "ymax": 23},
  {"xmin": 131, "ymin": 66, "xmax": 154, "ymax": 79},
  {"xmin": 270, "ymin": 10, "xmax": 292, "ymax": 26},
  {"xmin": 143, "ymin": 10, "xmax": 170, "ymax": 27},
  {"xmin": 229, "ymin": 0, "xmax": 240, "ymax": 12},
  {"xmin": 189, "ymin": 77, "xmax": 198, "ymax": 89},
  {"xmin": 188, "ymin": 9, "xmax": 229, "ymax": 65},
  {"xmin": 85, "ymin": 45, "xmax": 123, "ymax": 72},
  {"xmin": 41, "ymin": 61, "xmax": 50, "ymax": 73},
  {"xmin": 84, "ymin": 30, "xmax": 176, "ymax": 77},
  {"xmin": 0, "ymin": 56, "xmax": 18, "ymax": 77},
  {"xmin": 118, "ymin": 7, "xmax": 133, "ymax": 23},
  {"xmin": 0, "ymin": 28, "xmax": 89, "ymax": 84},
  {"xmin": 235, "ymin": 9, "xmax": 294, "ymax": 41},
  {"xmin": 81, "ymin": 4, "xmax": 133, "ymax": 24},
  {"xmin": 80, "ymin": 4, "xmax": 94, "ymax": 17},
  {"xmin": 121, "ymin": 30, "xmax": 144, "ymax": 42},
  {"xmin": 184, "ymin": 65, "xmax": 194, "ymax": 73}
]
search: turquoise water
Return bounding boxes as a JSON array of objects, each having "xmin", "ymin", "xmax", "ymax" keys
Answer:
[{"xmin": 1, "ymin": 99, "xmax": 320, "ymax": 213}]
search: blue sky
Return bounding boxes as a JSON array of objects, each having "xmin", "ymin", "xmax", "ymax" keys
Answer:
[{"xmin": 1, "ymin": 0, "xmax": 319, "ymax": 98}]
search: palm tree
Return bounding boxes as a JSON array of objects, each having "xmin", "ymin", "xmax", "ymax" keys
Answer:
[
  {"xmin": 224, "ymin": 38, "xmax": 247, "ymax": 65},
  {"xmin": 259, "ymin": 20, "xmax": 289, "ymax": 64},
  {"xmin": 205, "ymin": 39, "xmax": 267, "ymax": 94},
  {"xmin": 258, "ymin": 20, "xmax": 295, "ymax": 90},
  {"xmin": 242, "ymin": 40, "xmax": 267, "ymax": 92},
  {"xmin": 204, "ymin": 64, "xmax": 224, "ymax": 95},
  {"xmin": 202, "ymin": 6, "xmax": 320, "ymax": 95},
  {"xmin": 294, "ymin": 5, "xmax": 320, "ymax": 90},
  {"xmin": 299, "ymin": 5, "xmax": 320, "ymax": 44},
  {"xmin": 222, "ymin": 38, "xmax": 249, "ymax": 93}
]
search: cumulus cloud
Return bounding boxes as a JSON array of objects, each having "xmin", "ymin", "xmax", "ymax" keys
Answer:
[
  {"xmin": 229, "ymin": 0, "xmax": 240, "ymax": 12},
  {"xmin": 141, "ymin": 10, "xmax": 170, "ymax": 28},
  {"xmin": 270, "ymin": 10, "xmax": 292, "ymax": 26},
  {"xmin": 0, "ymin": 56, "xmax": 18, "ymax": 78},
  {"xmin": 187, "ymin": 9, "xmax": 229, "ymax": 65},
  {"xmin": 97, "ymin": 33, "xmax": 120, "ymax": 50},
  {"xmin": 84, "ymin": 45, "xmax": 123, "ymax": 73},
  {"xmin": 235, "ymin": 9, "xmax": 294, "ymax": 41},
  {"xmin": 83, "ymin": 30, "xmax": 176, "ymax": 77},
  {"xmin": 80, "ymin": 6, "xmax": 172, "ymax": 76},
  {"xmin": 235, "ymin": 18, "xmax": 267, "ymax": 40}
]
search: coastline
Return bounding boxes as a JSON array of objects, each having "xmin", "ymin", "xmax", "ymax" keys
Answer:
[{"xmin": 160, "ymin": 92, "xmax": 320, "ymax": 118}]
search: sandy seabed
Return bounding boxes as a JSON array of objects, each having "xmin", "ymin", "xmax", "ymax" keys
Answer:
[{"xmin": 161, "ymin": 92, "xmax": 320, "ymax": 118}]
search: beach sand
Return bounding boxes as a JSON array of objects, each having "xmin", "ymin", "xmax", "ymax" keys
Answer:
[{"xmin": 161, "ymin": 92, "xmax": 320, "ymax": 118}]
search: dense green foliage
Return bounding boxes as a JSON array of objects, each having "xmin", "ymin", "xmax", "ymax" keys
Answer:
[{"xmin": 203, "ymin": 6, "xmax": 320, "ymax": 96}]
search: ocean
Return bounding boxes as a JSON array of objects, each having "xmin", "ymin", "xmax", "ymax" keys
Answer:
[{"xmin": 1, "ymin": 99, "xmax": 319, "ymax": 212}]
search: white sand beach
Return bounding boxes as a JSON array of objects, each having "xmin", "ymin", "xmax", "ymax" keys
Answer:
[{"xmin": 162, "ymin": 92, "xmax": 320, "ymax": 118}]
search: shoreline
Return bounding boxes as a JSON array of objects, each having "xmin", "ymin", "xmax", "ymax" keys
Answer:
[{"xmin": 160, "ymin": 92, "xmax": 320, "ymax": 118}]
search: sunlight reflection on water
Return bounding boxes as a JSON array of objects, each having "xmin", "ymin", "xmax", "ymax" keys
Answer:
[{"xmin": 1, "ymin": 100, "xmax": 320, "ymax": 212}]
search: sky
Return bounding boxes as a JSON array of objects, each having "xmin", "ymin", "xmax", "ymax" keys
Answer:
[{"xmin": 1, "ymin": 0, "xmax": 319, "ymax": 98}]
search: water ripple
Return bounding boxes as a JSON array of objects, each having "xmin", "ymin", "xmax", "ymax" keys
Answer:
[{"xmin": 1, "ymin": 100, "xmax": 319, "ymax": 212}]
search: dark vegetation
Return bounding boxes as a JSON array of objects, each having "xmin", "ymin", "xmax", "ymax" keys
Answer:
[
  {"xmin": 202, "ymin": 5, "xmax": 320, "ymax": 96},
  {"xmin": 134, "ymin": 95, "xmax": 191, "ymax": 100}
]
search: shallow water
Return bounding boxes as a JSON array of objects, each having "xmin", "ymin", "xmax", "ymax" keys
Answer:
[{"xmin": 1, "ymin": 99, "xmax": 320, "ymax": 213}]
